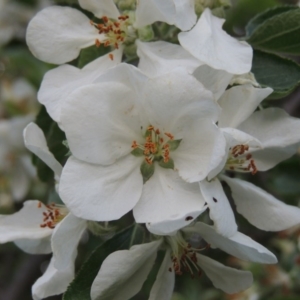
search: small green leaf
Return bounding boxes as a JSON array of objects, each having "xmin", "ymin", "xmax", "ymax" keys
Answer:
[
  {"xmin": 63, "ymin": 224, "xmax": 145, "ymax": 300},
  {"xmin": 247, "ymin": 8, "xmax": 300, "ymax": 55},
  {"xmin": 140, "ymin": 161, "xmax": 155, "ymax": 183},
  {"xmin": 251, "ymin": 50, "xmax": 300, "ymax": 98},
  {"xmin": 246, "ymin": 6, "xmax": 297, "ymax": 37},
  {"xmin": 78, "ymin": 45, "xmax": 111, "ymax": 68},
  {"xmin": 167, "ymin": 139, "xmax": 182, "ymax": 151},
  {"xmin": 159, "ymin": 158, "xmax": 174, "ymax": 170},
  {"xmin": 131, "ymin": 148, "xmax": 144, "ymax": 157}
]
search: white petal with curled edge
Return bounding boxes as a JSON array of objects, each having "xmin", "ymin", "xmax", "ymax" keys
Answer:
[
  {"xmin": 15, "ymin": 236, "xmax": 52, "ymax": 254},
  {"xmin": 61, "ymin": 82, "xmax": 143, "ymax": 165},
  {"xmin": 26, "ymin": 6, "xmax": 99, "ymax": 64},
  {"xmin": 0, "ymin": 200, "xmax": 52, "ymax": 243},
  {"xmin": 136, "ymin": 40, "xmax": 200, "ymax": 77},
  {"xmin": 134, "ymin": 168, "xmax": 206, "ymax": 235},
  {"xmin": 174, "ymin": 0, "xmax": 197, "ymax": 31},
  {"xmin": 172, "ymin": 120, "xmax": 226, "ymax": 182},
  {"xmin": 78, "ymin": 0, "xmax": 119, "ymax": 19},
  {"xmin": 222, "ymin": 176, "xmax": 300, "ymax": 231},
  {"xmin": 178, "ymin": 9, "xmax": 252, "ymax": 74},
  {"xmin": 38, "ymin": 49, "xmax": 122, "ymax": 124},
  {"xmin": 59, "ymin": 155, "xmax": 143, "ymax": 221},
  {"xmin": 187, "ymin": 222, "xmax": 277, "ymax": 264},
  {"xmin": 91, "ymin": 240, "xmax": 162, "ymax": 300},
  {"xmin": 196, "ymin": 253, "xmax": 253, "ymax": 294},
  {"xmin": 238, "ymin": 107, "xmax": 300, "ymax": 148},
  {"xmin": 141, "ymin": 68, "xmax": 219, "ymax": 134},
  {"xmin": 135, "ymin": 0, "xmax": 175, "ymax": 28},
  {"xmin": 149, "ymin": 249, "xmax": 175, "ymax": 300},
  {"xmin": 193, "ymin": 65, "xmax": 233, "ymax": 101},
  {"xmin": 32, "ymin": 256, "xmax": 75, "ymax": 300},
  {"xmin": 24, "ymin": 123, "xmax": 62, "ymax": 180},
  {"xmin": 218, "ymin": 85, "xmax": 273, "ymax": 128},
  {"xmin": 199, "ymin": 178, "xmax": 237, "ymax": 238},
  {"xmin": 52, "ymin": 213, "xmax": 86, "ymax": 271}
]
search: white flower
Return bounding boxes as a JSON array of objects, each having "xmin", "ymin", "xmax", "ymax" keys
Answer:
[
  {"xmin": 26, "ymin": 0, "xmax": 196, "ymax": 65},
  {"xmin": 0, "ymin": 116, "xmax": 35, "ymax": 201},
  {"xmin": 22, "ymin": 122, "xmax": 87, "ymax": 300},
  {"xmin": 58, "ymin": 64, "xmax": 225, "ymax": 234},
  {"xmin": 90, "ymin": 222, "xmax": 277, "ymax": 300},
  {"xmin": 178, "ymin": 8, "xmax": 253, "ymax": 74},
  {"xmin": 198, "ymin": 82, "xmax": 300, "ymax": 236}
]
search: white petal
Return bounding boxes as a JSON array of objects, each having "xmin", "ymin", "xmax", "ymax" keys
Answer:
[
  {"xmin": 0, "ymin": 200, "xmax": 52, "ymax": 243},
  {"xmin": 134, "ymin": 168, "xmax": 206, "ymax": 235},
  {"xmin": 248, "ymin": 145, "xmax": 298, "ymax": 171},
  {"xmin": 61, "ymin": 82, "xmax": 142, "ymax": 165},
  {"xmin": 15, "ymin": 237, "xmax": 52, "ymax": 254},
  {"xmin": 32, "ymin": 256, "xmax": 75, "ymax": 300},
  {"xmin": 199, "ymin": 178, "xmax": 237, "ymax": 238},
  {"xmin": 141, "ymin": 68, "xmax": 220, "ymax": 134},
  {"xmin": 135, "ymin": 0, "xmax": 176, "ymax": 28},
  {"xmin": 222, "ymin": 176, "xmax": 300, "ymax": 231},
  {"xmin": 91, "ymin": 240, "xmax": 161, "ymax": 300},
  {"xmin": 78, "ymin": 0, "xmax": 119, "ymax": 19},
  {"xmin": 218, "ymin": 85, "xmax": 273, "ymax": 128},
  {"xmin": 178, "ymin": 9, "xmax": 252, "ymax": 74},
  {"xmin": 196, "ymin": 253, "xmax": 253, "ymax": 294},
  {"xmin": 59, "ymin": 155, "xmax": 143, "ymax": 221},
  {"xmin": 173, "ymin": 0, "xmax": 197, "ymax": 31},
  {"xmin": 187, "ymin": 222, "xmax": 277, "ymax": 264},
  {"xmin": 52, "ymin": 213, "xmax": 86, "ymax": 270},
  {"xmin": 193, "ymin": 64, "xmax": 233, "ymax": 101},
  {"xmin": 238, "ymin": 107, "xmax": 300, "ymax": 148},
  {"xmin": 136, "ymin": 40, "xmax": 200, "ymax": 77},
  {"xmin": 26, "ymin": 6, "xmax": 99, "ymax": 64},
  {"xmin": 38, "ymin": 49, "xmax": 122, "ymax": 124},
  {"xmin": 172, "ymin": 121, "xmax": 226, "ymax": 182},
  {"xmin": 23, "ymin": 123, "xmax": 62, "ymax": 179},
  {"xmin": 149, "ymin": 250, "xmax": 175, "ymax": 300}
]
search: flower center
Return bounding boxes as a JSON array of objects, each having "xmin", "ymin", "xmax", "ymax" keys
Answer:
[
  {"xmin": 38, "ymin": 202, "xmax": 69, "ymax": 229},
  {"xmin": 166, "ymin": 232, "xmax": 207, "ymax": 278},
  {"xmin": 90, "ymin": 15, "xmax": 135, "ymax": 51},
  {"xmin": 225, "ymin": 144, "xmax": 257, "ymax": 175}
]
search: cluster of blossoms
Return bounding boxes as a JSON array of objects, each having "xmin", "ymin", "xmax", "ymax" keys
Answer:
[{"xmin": 1, "ymin": 0, "xmax": 300, "ymax": 299}]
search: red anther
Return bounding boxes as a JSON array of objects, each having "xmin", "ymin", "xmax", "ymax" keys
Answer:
[
  {"xmin": 43, "ymin": 212, "xmax": 47, "ymax": 216},
  {"xmin": 38, "ymin": 202, "xmax": 42, "ymax": 208},
  {"xmin": 155, "ymin": 129, "xmax": 160, "ymax": 134},
  {"xmin": 229, "ymin": 166, "xmax": 234, "ymax": 170},
  {"xmin": 246, "ymin": 154, "xmax": 252, "ymax": 160},
  {"xmin": 102, "ymin": 16, "xmax": 109, "ymax": 23},
  {"xmin": 104, "ymin": 40, "xmax": 110, "ymax": 47},
  {"xmin": 168, "ymin": 268, "xmax": 172, "ymax": 272},
  {"xmin": 114, "ymin": 42, "xmax": 119, "ymax": 49},
  {"xmin": 131, "ymin": 141, "xmax": 138, "ymax": 149},
  {"xmin": 40, "ymin": 224, "xmax": 47, "ymax": 228},
  {"xmin": 165, "ymin": 132, "xmax": 174, "ymax": 140},
  {"xmin": 145, "ymin": 157, "xmax": 153, "ymax": 165},
  {"xmin": 160, "ymin": 138, "xmax": 164, "ymax": 143},
  {"xmin": 114, "ymin": 22, "xmax": 120, "ymax": 27},
  {"xmin": 95, "ymin": 39, "xmax": 101, "ymax": 47},
  {"xmin": 147, "ymin": 125, "xmax": 154, "ymax": 131},
  {"xmin": 108, "ymin": 53, "xmax": 114, "ymax": 60}
]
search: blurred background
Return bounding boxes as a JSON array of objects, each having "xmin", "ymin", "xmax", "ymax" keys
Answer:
[{"xmin": 0, "ymin": 0, "xmax": 300, "ymax": 299}]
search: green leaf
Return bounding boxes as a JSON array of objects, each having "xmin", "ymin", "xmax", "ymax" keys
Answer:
[
  {"xmin": 63, "ymin": 224, "xmax": 145, "ymax": 300},
  {"xmin": 131, "ymin": 148, "xmax": 144, "ymax": 157},
  {"xmin": 159, "ymin": 158, "xmax": 174, "ymax": 170},
  {"xmin": 140, "ymin": 161, "xmax": 155, "ymax": 183},
  {"xmin": 78, "ymin": 45, "xmax": 111, "ymax": 68},
  {"xmin": 247, "ymin": 8, "xmax": 300, "ymax": 55},
  {"xmin": 246, "ymin": 6, "xmax": 297, "ymax": 37},
  {"xmin": 251, "ymin": 50, "xmax": 300, "ymax": 98},
  {"xmin": 167, "ymin": 139, "xmax": 182, "ymax": 151}
]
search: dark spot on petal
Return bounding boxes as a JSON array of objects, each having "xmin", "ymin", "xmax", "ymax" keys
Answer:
[
  {"xmin": 185, "ymin": 216, "xmax": 193, "ymax": 221},
  {"xmin": 213, "ymin": 197, "xmax": 218, "ymax": 203},
  {"xmin": 204, "ymin": 202, "xmax": 207, "ymax": 206}
]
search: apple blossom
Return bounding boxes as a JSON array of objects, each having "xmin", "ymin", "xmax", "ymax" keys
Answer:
[
  {"xmin": 90, "ymin": 222, "xmax": 277, "ymax": 300},
  {"xmin": 59, "ymin": 64, "xmax": 226, "ymax": 234}
]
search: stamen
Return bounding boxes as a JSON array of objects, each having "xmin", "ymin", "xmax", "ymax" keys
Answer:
[{"xmin": 39, "ymin": 203, "xmax": 68, "ymax": 229}]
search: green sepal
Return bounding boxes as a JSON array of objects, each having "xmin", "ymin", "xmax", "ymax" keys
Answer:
[
  {"xmin": 131, "ymin": 148, "xmax": 144, "ymax": 157},
  {"xmin": 167, "ymin": 139, "xmax": 182, "ymax": 151},
  {"xmin": 140, "ymin": 160, "xmax": 155, "ymax": 183},
  {"xmin": 159, "ymin": 158, "xmax": 174, "ymax": 170}
]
